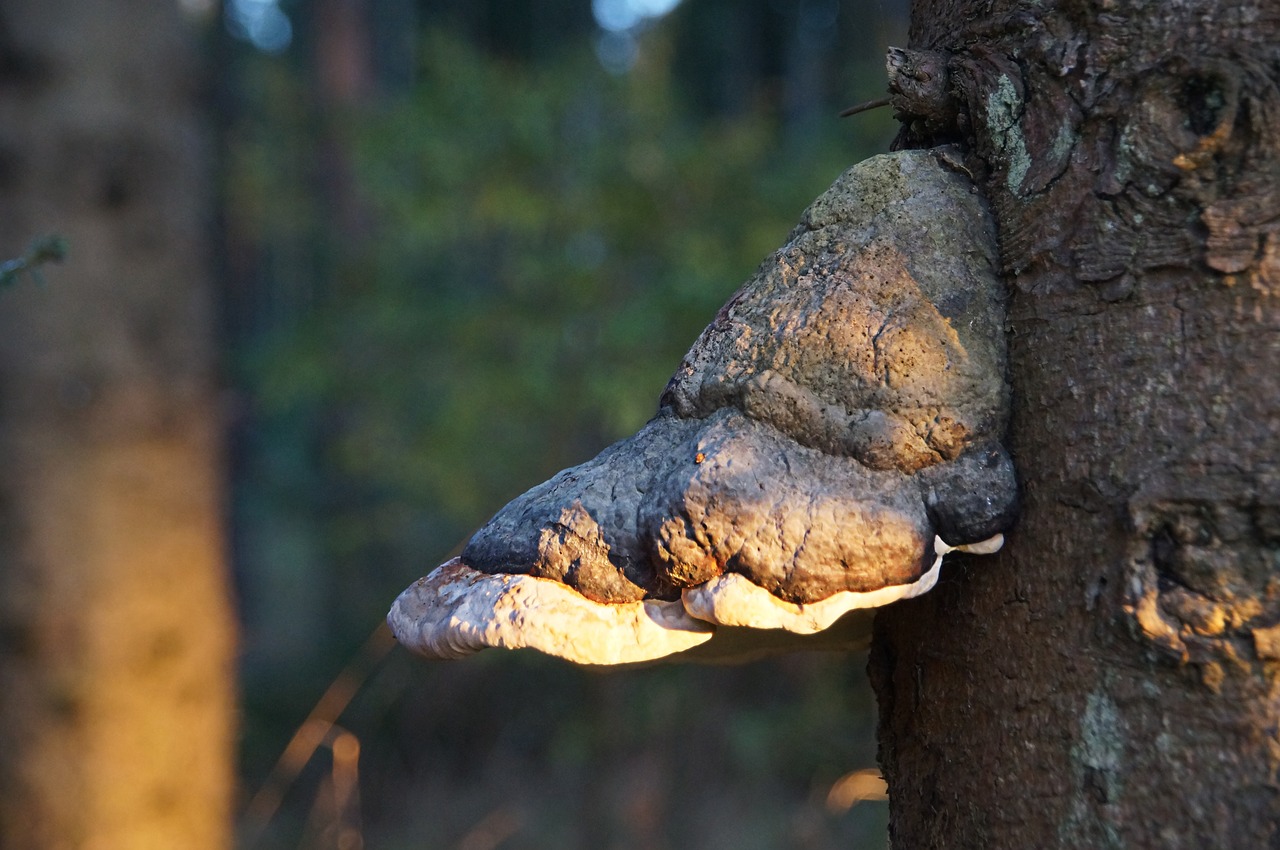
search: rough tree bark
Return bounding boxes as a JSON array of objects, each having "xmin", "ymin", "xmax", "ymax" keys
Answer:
[
  {"xmin": 870, "ymin": 1, "xmax": 1280, "ymax": 847},
  {"xmin": 0, "ymin": 2, "xmax": 236, "ymax": 847}
]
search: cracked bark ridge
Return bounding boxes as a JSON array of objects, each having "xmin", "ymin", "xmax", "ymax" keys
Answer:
[
  {"xmin": 391, "ymin": 148, "xmax": 1017, "ymax": 663},
  {"xmin": 886, "ymin": 25, "xmax": 1280, "ymax": 290}
]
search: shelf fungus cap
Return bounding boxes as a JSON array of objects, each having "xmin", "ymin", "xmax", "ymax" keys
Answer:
[{"xmin": 389, "ymin": 148, "xmax": 1018, "ymax": 666}]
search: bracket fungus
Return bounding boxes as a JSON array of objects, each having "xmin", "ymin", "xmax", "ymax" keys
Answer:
[{"xmin": 389, "ymin": 147, "xmax": 1018, "ymax": 666}]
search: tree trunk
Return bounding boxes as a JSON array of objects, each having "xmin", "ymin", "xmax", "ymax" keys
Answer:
[
  {"xmin": 0, "ymin": 2, "xmax": 236, "ymax": 847},
  {"xmin": 870, "ymin": 1, "xmax": 1280, "ymax": 846}
]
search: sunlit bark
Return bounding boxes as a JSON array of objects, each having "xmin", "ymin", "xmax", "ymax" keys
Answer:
[{"xmin": 0, "ymin": 1, "xmax": 236, "ymax": 847}]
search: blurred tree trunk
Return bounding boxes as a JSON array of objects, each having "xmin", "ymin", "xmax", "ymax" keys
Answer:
[
  {"xmin": 870, "ymin": 1, "xmax": 1280, "ymax": 846},
  {"xmin": 310, "ymin": 0, "xmax": 374, "ymax": 253},
  {"xmin": 0, "ymin": 1, "xmax": 236, "ymax": 848}
]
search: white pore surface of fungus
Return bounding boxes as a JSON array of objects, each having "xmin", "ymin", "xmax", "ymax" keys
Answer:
[
  {"xmin": 388, "ymin": 558, "xmax": 714, "ymax": 665},
  {"xmin": 387, "ymin": 535, "xmax": 1003, "ymax": 665},
  {"xmin": 681, "ymin": 534, "xmax": 1003, "ymax": 634}
]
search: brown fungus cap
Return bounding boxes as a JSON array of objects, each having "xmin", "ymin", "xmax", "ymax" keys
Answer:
[{"xmin": 389, "ymin": 148, "xmax": 1018, "ymax": 665}]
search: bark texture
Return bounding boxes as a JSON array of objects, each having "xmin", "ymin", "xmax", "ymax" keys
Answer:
[
  {"xmin": 870, "ymin": 1, "xmax": 1280, "ymax": 847},
  {"xmin": 0, "ymin": 2, "xmax": 236, "ymax": 847}
]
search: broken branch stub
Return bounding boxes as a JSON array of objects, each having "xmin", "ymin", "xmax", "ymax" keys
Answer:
[{"xmin": 390, "ymin": 148, "xmax": 1018, "ymax": 666}]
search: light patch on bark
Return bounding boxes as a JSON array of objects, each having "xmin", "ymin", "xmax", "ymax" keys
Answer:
[
  {"xmin": 986, "ymin": 74, "xmax": 1030, "ymax": 195},
  {"xmin": 1060, "ymin": 689, "xmax": 1127, "ymax": 848},
  {"xmin": 1079, "ymin": 691, "xmax": 1125, "ymax": 776},
  {"xmin": 1051, "ymin": 118, "xmax": 1077, "ymax": 171}
]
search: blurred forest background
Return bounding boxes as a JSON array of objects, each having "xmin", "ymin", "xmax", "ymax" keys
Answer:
[{"xmin": 5, "ymin": 0, "xmax": 908, "ymax": 847}]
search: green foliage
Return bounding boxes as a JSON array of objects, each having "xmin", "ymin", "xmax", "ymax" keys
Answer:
[
  {"xmin": 227, "ymin": 21, "xmax": 896, "ymax": 849},
  {"xmin": 235, "ymin": 33, "xmax": 881, "ymax": 569},
  {"xmin": 0, "ymin": 235, "xmax": 66, "ymax": 290}
]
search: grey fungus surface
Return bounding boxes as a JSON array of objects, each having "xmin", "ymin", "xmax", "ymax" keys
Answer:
[{"xmin": 389, "ymin": 148, "xmax": 1019, "ymax": 665}]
